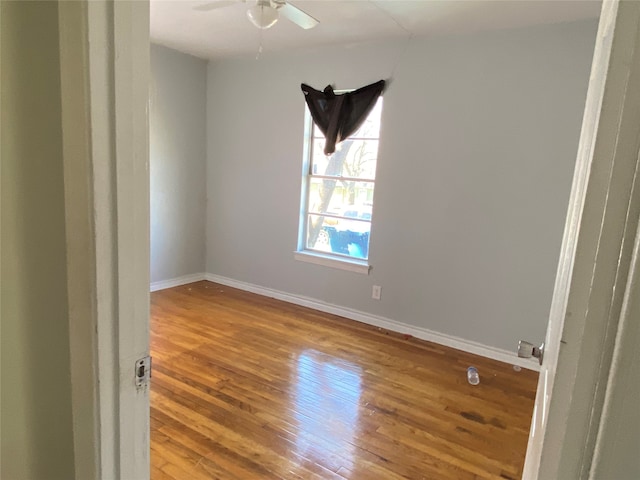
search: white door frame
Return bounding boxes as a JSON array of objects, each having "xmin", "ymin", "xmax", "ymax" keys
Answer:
[
  {"xmin": 523, "ymin": 0, "xmax": 640, "ymax": 478},
  {"xmin": 58, "ymin": 1, "xmax": 150, "ymax": 479}
]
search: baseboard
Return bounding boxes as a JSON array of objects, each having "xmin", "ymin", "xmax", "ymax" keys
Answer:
[
  {"xmin": 204, "ymin": 273, "xmax": 540, "ymax": 372},
  {"xmin": 150, "ymin": 272, "xmax": 207, "ymax": 292}
]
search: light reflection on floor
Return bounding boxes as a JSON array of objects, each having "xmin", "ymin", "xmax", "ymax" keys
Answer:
[{"xmin": 293, "ymin": 350, "xmax": 363, "ymax": 473}]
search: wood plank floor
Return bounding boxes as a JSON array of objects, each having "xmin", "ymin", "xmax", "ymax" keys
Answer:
[{"xmin": 150, "ymin": 281, "xmax": 538, "ymax": 480}]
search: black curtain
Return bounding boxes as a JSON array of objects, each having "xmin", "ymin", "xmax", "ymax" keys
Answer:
[{"xmin": 301, "ymin": 80, "xmax": 385, "ymax": 155}]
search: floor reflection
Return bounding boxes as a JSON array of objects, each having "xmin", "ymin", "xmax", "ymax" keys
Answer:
[{"xmin": 293, "ymin": 350, "xmax": 363, "ymax": 474}]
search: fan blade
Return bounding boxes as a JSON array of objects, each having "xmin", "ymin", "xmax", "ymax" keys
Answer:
[
  {"xmin": 280, "ymin": 2, "xmax": 319, "ymax": 29},
  {"xmin": 194, "ymin": 1, "xmax": 241, "ymax": 12}
]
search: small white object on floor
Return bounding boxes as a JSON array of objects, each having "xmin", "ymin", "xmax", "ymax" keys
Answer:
[{"xmin": 467, "ymin": 366, "xmax": 480, "ymax": 385}]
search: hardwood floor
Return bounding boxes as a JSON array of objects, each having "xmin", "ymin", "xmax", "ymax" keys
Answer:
[{"xmin": 150, "ymin": 281, "xmax": 538, "ymax": 479}]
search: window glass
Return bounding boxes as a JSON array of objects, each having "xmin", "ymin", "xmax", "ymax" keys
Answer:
[{"xmin": 300, "ymin": 98, "xmax": 383, "ymax": 261}]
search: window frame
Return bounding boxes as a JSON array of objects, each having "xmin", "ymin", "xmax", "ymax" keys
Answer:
[{"xmin": 295, "ymin": 96, "xmax": 383, "ymax": 274}]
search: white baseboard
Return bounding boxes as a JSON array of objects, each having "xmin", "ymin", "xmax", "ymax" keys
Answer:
[
  {"xmin": 204, "ymin": 273, "xmax": 540, "ymax": 372},
  {"xmin": 150, "ymin": 272, "xmax": 206, "ymax": 292}
]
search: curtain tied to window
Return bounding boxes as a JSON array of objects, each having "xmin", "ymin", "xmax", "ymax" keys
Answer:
[{"xmin": 301, "ymin": 80, "xmax": 386, "ymax": 155}]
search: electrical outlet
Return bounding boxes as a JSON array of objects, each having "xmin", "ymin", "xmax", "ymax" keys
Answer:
[{"xmin": 372, "ymin": 285, "xmax": 382, "ymax": 300}]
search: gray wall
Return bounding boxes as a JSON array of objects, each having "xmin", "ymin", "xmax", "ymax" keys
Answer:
[
  {"xmin": 206, "ymin": 21, "xmax": 597, "ymax": 352},
  {"xmin": 150, "ymin": 44, "xmax": 207, "ymax": 284},
  {"xmin": 1, "ymin": 1, "xmax": 75, "ymax": 478}
]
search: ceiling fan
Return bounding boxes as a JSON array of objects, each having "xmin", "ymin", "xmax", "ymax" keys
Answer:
[{"xmin": 194, "ymin": 0, "xmax": 319, "ymax": 30}]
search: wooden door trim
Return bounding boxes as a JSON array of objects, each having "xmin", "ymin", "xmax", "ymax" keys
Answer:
[{"xmin": 58, "ymin": 1, "xmax": 150, "ymax": 478}]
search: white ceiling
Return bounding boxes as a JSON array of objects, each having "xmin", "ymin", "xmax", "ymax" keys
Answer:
[{"xmin": 150, "ymin": 0, "xmax": 601, "ymax": 60}]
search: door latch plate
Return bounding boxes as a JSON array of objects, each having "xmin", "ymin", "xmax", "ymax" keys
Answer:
[{"xmin": 135, "ymin": 356, "xmax": 152, "ymax": 387}]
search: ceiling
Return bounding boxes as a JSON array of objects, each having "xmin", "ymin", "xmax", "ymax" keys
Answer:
[{"xmin": 150, "ymin": 0, "xmax": 601, "ymax": 60}]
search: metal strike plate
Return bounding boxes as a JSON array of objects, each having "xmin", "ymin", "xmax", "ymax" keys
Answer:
[
  {"xmin": 518, "ymin": 340, "xmax": 544, "ymax": 365},
  {"xmin": 135, "ymin": 356, "xmax": 152, "ymax": 388}
]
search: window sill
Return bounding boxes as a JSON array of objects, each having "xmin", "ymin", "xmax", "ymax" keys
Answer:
[{"xmin": 294, "ymin": 251, "xmax": 371, "ymax": 275}]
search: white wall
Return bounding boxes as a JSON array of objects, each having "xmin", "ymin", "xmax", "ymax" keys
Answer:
[
  {"xmin": 206, "ymin": 20, "xmax": 597, "ymax": 353},
  {"xmin": 150, "ymin": 44, "xmax": 207, "ymax": 284},
  {"xmin": 1, "ymin": 2, "xmax": 75, "ymax": 478}
]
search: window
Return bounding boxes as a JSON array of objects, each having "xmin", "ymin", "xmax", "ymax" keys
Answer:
[{"xmin": 297, "ymin": 97, "xmax": 383, "ymax": 271}]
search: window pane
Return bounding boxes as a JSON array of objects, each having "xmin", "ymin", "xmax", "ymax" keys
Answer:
[
  {"xmin": 306, "ymin": 214, "xmax": 371, "ymax": 259},
  {"xmin": 311, "ymin": 139, "xmax": 378, "ymax": 180},
  {"xmin": 307, "ymin": 178, "xmax": 374, "ymax": 216},
  {"xmin": 301, "ymin": 96, "xmax": 382, "ymax": 263}
]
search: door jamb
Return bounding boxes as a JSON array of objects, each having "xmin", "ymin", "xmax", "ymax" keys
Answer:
[{"xmin": 58, "ymin": 1, "xmax": 150, "ymax": 478}]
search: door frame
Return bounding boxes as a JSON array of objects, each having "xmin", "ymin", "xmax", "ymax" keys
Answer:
[
  {"xmin": 58, "ymin": 1, "xmax": 150, "ymax": 478},
  {"xmin": 523, "ymin": 0, "xmax": 640, "ymax": 478}
]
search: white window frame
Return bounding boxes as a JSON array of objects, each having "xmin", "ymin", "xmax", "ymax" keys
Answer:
[{"xmin": 295, "ymin": 97, "xmax": 382, "ymax": 275}]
